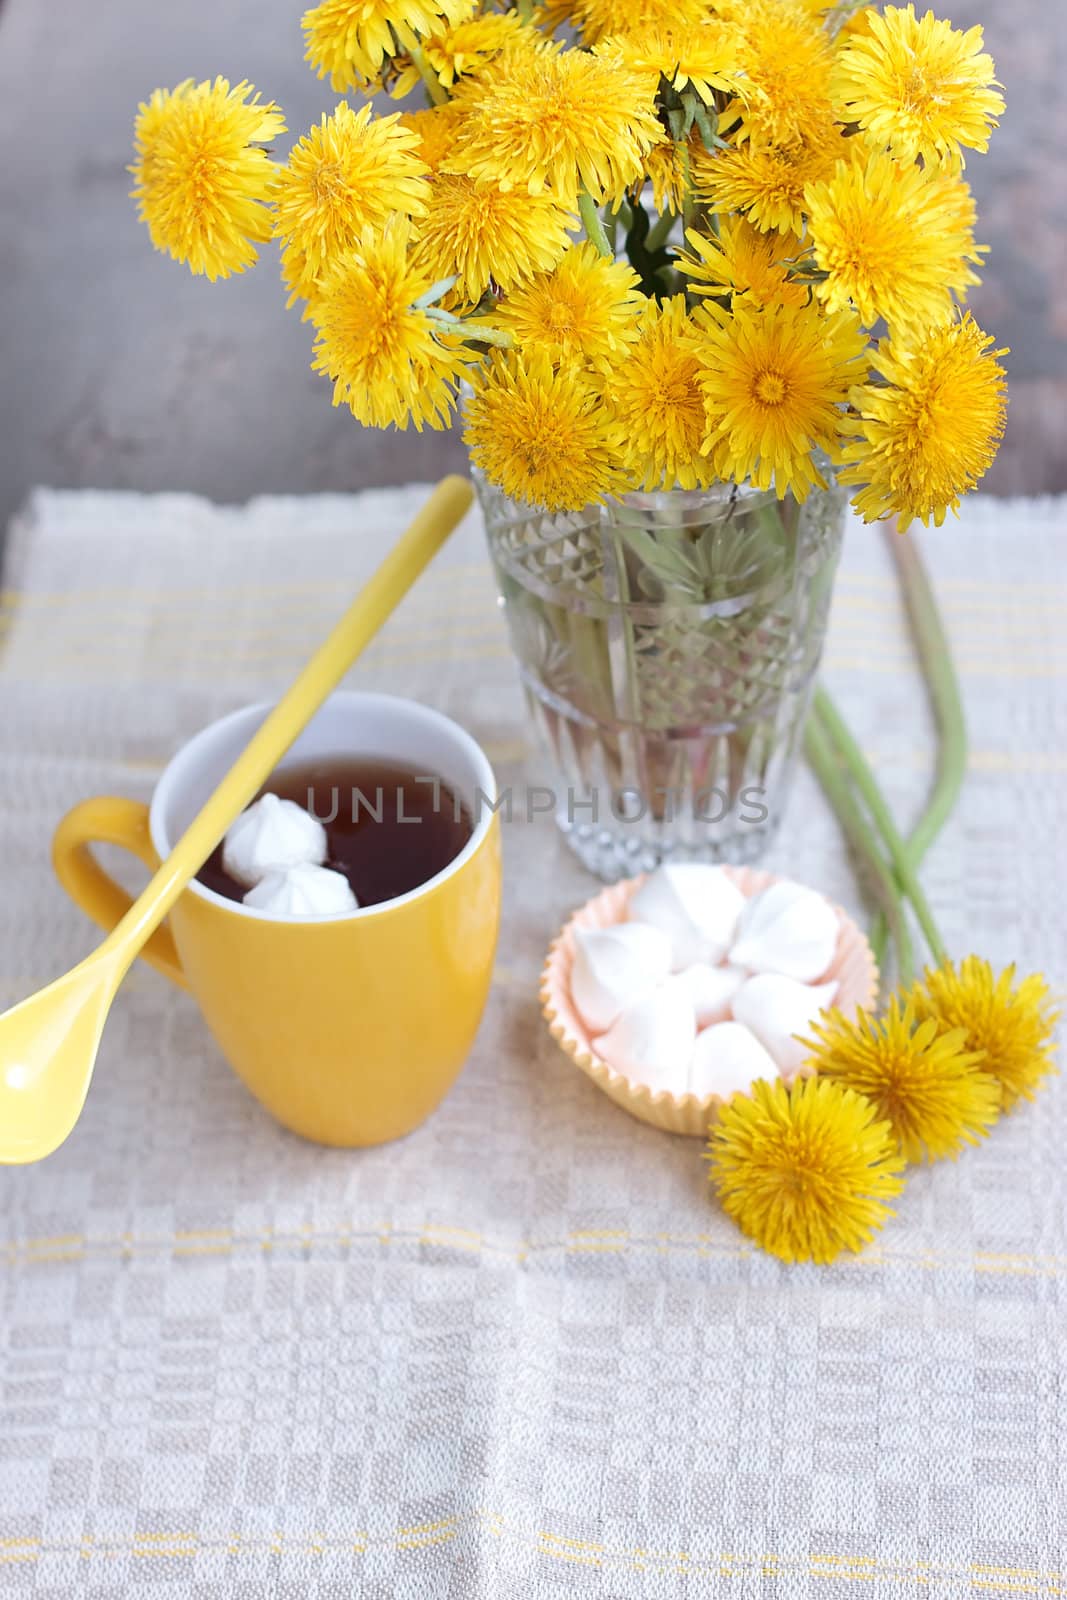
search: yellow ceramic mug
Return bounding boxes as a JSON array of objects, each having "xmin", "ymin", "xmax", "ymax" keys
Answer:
[{"xmin": 52, "ymin": 692, "xmax": 501, "ymax": 1146}]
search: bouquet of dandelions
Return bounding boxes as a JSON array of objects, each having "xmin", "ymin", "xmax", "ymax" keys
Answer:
[{"xmin": 131, "ymin": 0, "xmax": 1009, "ymax": 529}]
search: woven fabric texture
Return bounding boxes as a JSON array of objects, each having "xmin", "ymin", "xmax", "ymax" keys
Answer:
[{"xmin": 0, "ymin": 486, "xmax": 1064, "ymax": 1597}]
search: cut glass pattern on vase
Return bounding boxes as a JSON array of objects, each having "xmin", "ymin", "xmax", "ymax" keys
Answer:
[{"xmin": 476, "ymin": 472, "xmax": 846, "ymax": 880}]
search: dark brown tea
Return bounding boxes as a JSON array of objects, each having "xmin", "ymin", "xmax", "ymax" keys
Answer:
[{"xmin": 198, "ymin": 756, "xmax": 474, "ymax": 909}]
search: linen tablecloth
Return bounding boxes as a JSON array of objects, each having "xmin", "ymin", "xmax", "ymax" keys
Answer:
[{"xmin": 0, "ymin": 485, "xmax": 1064, "ymax": 1597}]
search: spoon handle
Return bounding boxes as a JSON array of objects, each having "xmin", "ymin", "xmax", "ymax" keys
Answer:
[{"xmin": 105, "ymin": 475, "xmax": 474, "ymax": 959}]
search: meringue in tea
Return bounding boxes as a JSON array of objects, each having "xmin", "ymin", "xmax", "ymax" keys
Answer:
[
  {"xmin": 243, "ymin": 863, "xmax": 359, "ymax": 917},
  {"xmin": 199, "ymin": 757, "xmax": 473, "ymax": 910},
  {"xmin": 221, "ymin": 793, "xmax": 327, "ymax": 887}
]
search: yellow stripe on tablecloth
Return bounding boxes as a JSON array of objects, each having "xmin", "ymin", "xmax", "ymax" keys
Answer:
[
  {"xmin": 824, "ymin": 657, "xmax": 1067, "ymax": 678},
  {"xmin": 0, "ymin": 606, "xmax": 507, "ymax": 647},
  {"xmin": 0, "ymin": 564, "xmax": 496, "ymax": 608},
  {"xmin": 0, "ymin": 1519, "xmax": 1061, "ymax": 1589},
  {"xmin": 2, "ymin": 619, "xmax": 1065, "ymax": 672},
  {"xmin": 2, "ymin": 590, "xmax": 1066, "ymax": 634},
  {"xmin": 2, "ymin": 1222, "xmax": 1063, "ymax": 1278}
]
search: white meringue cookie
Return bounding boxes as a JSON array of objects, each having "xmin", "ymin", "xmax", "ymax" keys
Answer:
[
  {"xmin": 687, "ymin": 1021, "xmax": 778, "ymax": 1101},
  {"xmin": 592, "ymin": 979, "xmax": 696, "ymax": 1095},
  {"xmin": 628, "ymin": 864, "xmax": 746, "ymax": 968},
  {"xmin": 732, "ymin": 974, "xmax": 838, "ymax": 1076},
  {"xmin": 674, "ymin": 962, "xmax": 746, "ymax": 1028},
  {"xmin": 242, "ymin": 863, "xmax": 358, "ymax": 917},
  {"xmin": 222, "ymin": 792, "xmax": 328, "ymax": 888},
  {"xmin": 729, "ymin": 879, "xmax": 839, "ymax": 982},
  {"xmin": 570, "ymin": 923, "xmax": 674, "ymax": 1035}
]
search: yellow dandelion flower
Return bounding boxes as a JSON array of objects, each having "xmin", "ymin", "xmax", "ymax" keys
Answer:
[
  {"xmin": 690, "ymin": 129, "xmax": 845, "ymax": 236},
  {"xmin": 281, "ymin": 242, "xmax": 316, "ymax": 320},
  {"xmin": 494, "ymin": 241, "xmax": 642, "ymax": 367},
  {"xmin": 130, "ymin": 78, "xmax": 285, "ymax": 281},
  {"xmin": 912, "ymin": 958, "xmax": 1059, "ymax": 1111},
  {"xmin": 806, "ymin": 148, "xmax": 983, "ymax": 333},
  {"xmin": 801, "ymin": 998, "xmax": 999, "ymax": 1163},
  {"xmin": 563, "ymin": 0, "xmax": 710, "ymax": 48},
  {"xmin": 390, "ymin": 12, "xmax": 532, "ymax": 98},
  {"xmin": 398, "ymin": 104, "xmax": 468, "ymax": 174},
  {"xmin": 597, "ymin": 23, "xmax": 742, "ymax": 104},
  {"xmin": 680, "ymin": 217, "xmax": 808, "ymax": 308},
  {"xmin": 303, "ymin": 0, "xmax": 475, "ymax": 92},
  {"xmin": 274, "ymin": 103, "xmax": 429, "ymax": 304},
  {"xmin": 695, "ymin": 297, "xmax": 869, "ymax": 500},
  {"xmin": 414, "ymin": 173, "xmax": 574, "ymax": 303},
  {"xmin": 840, "ymin": 316, "xmax": 1007, "ymax": 531},
  {"xmin": 464, "ymin": 351, "xmax": 628, "ymax": 512},
  {"xmin": 641, "ymin": 139, "xmax": 689, "ymax": 217},
  {"xmin": 707, "ymin": 1076, "xmax": 905, "ymax": 1266},
  {"xmin": 423, "ymin": 12, "xmax": 526, "ymax": 87},
  {"xmin": 308, "ymin": 218, "xmax": 470, "ymax": 431},
  {"xmin": 726, "ymin": 0, "xmax": 836, "ymax": 150},
  {"xmin": 715, "ymin": 0, "xmax": 834, "ymax": 26},
  {"xmin": 446, "ymin": 45, "xmax": 664, "ymax": 206},
  {"xmin": 833, "ymin": 3, "xmax": 1005, "ymax": 169},
  {"xmin": 606, "ymin": 297, "xmax": 715, "ymax": 492},
  {"xmin": 834, "ymin": 4, "xmax": 877, "ymax": 45}
]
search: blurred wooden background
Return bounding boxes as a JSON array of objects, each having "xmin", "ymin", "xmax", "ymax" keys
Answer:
[{"xmin": 0, "ymin": 0, "xmax": 1061, "ymax": 535}]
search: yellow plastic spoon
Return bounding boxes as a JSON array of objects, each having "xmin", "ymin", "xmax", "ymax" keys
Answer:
[{"xmin": 0, "ymin": 475, "xmax": 474, "ymax": 1165}]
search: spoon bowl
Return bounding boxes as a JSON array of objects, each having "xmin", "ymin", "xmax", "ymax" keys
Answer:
[{"xmin": 0, "ymin": 947, "xmax": 124, "ymax": 1162}]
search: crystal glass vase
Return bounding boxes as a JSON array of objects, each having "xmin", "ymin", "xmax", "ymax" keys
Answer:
[{"xmin": 476, "ymin": 469, "xmax": 846, "ymax": 881}]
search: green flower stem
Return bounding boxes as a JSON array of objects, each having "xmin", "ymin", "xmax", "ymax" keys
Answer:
[
  {"xmin": 409, "ymin": 45, "xmax": 448, "ymax": 107},
  {"xmin": 684, "ymin": 145, "xmax": 710, "ymax": 243},
  {"xmin": 888, "ymin": 530, "xmax": 967, "ymax": 866},
  {"xmin": 804, "ymin": 709, "xmax": 915, "ymax": 986},
  {"xmin": 516, "ymin": 0, "xmax": 534, "ymax": 19},
  {"xmin": 869, "ymin": 525, "xmax": 967, "ymax": 970},
  {"xmin": 813, "ymin": 685, "xmax": 949, "ymax": 969},
  {"xmin": 869, "ymin": 927, "xmax": 890, "ymax": 976},
  {"xmin": 422, "ymin": 308, "xmax": 512, "ymax": 347},
  {"xmin": 606, "ymin": 523, "xmax": 643, "ymax": 773},
  {"xmin": 566, "ymin": 613, "xmax": 614, "ymax": 721},
  {"xmin": 645, "ymin": 208, "xmax": 678, "ymax": 253},
  {"xmin": 578, "ymin": 191, "xmax": 613, "ymax": 258}
]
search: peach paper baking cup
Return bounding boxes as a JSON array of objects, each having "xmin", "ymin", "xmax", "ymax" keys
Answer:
[{"xmin": 540, "ymin": 866, "xmax": 879, "ymax": 1138}]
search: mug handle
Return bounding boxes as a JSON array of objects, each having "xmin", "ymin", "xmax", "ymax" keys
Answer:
[{"xmin": 52, "ymin": 797, "xmax": 188, "ymax": 990}]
